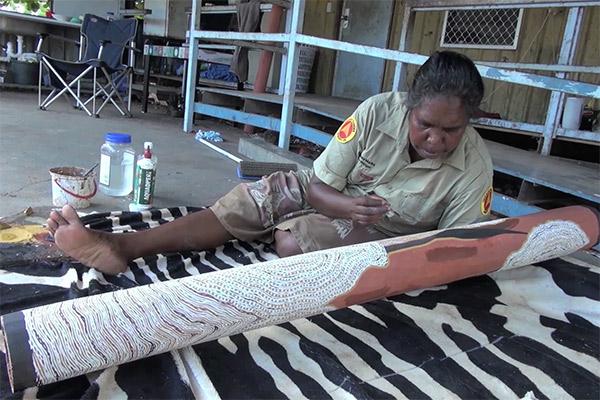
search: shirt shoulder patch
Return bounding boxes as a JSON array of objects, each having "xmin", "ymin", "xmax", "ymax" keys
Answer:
[
  {"xmin": 481, "ymin": 186, "xmax": 493, "ymax": 216},
  {"xmin": 335, "ymin": 115, "xmax": 358, "ymax": 143}
]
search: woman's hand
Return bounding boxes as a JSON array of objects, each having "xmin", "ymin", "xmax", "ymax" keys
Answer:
[
  {"xmin": 306, "ymin": 175, "xmax": 390, "ymax": 226},
  {"xmin": 349, "ymin": 194, "xmax": 391, "ymax": 227}
]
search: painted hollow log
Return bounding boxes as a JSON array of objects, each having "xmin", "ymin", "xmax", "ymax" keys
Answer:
[{"xmin": 2, "ymin": 205, "xmax": 599, "ymax": 391}]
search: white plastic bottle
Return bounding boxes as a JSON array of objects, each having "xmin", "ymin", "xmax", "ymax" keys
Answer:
[
  {"xmin": 130, "ymin": 142, "xmax": 157, "ymax": 211},
  {"xmin": 99, "ymin": 133, "xmax": 135, "ymax": 197}
]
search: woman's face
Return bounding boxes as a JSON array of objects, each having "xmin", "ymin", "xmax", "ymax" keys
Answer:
[{"xmin": 408, "ymin": 95, "xmax": 470, "ymax": 161}]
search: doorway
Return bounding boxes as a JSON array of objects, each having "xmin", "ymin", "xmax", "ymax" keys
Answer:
[{"xmin": 332, "ymin": 0, "xmax": 394, "ymax": 100}]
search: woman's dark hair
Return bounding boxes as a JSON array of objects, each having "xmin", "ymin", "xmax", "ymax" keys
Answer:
[{"xmin": 406, "ymin": 50, "xmax": 484, "ymax": 117}]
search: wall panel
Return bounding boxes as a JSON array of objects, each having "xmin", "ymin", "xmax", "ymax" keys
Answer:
[{"xmin": 302, "ymin": 0, "xmax": 342, "ymax": 95}]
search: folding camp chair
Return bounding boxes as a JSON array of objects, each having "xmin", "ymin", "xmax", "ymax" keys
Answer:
[{"xmin": 36, "ymin": 14, "xmax": 138, "ymax": 117}]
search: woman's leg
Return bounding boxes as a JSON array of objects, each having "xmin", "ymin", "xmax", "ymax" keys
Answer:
[
  {"xmin": 273, "ymin": 229, "xmax": 302, "ymax": 257},
  {"xmin": 274, "ymin": 214, "xmax": 389, "ymax": 257},
  {"xmin": 47, "ymin": 205, "xmax": 234, "ymax": 275}
]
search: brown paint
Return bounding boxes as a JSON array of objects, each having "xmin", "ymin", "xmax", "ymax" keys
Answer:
[
  {"xmin": 329, "ymin": 206, "xmax": 600, "ymax": 309},
  {"xmin": 426, "ymin": 246, "xmax": 478, "ymax": 262},
  {"xmin": 485, "ymin": 217, "xmax": 520, "ymax": 231}
]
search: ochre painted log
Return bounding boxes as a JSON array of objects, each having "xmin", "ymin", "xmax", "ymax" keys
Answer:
[{"xmin": 1, "ymin": 206, "xmax": 598, "ymax": 391}]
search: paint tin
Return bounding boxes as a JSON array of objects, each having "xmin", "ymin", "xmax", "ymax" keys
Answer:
[{"xmin": 49, "ymin": 167, "xmax": 97, "ymax": 209}]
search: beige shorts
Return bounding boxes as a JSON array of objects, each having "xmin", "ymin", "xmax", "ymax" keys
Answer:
[{"xmin": 210, "ymin": 171, "xmax": 388, "ymax": 253}]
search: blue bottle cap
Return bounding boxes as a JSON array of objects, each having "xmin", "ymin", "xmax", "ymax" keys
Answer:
[{"xmin": 105, "ymin": 133, "xmax": 132, "ymax": 143}]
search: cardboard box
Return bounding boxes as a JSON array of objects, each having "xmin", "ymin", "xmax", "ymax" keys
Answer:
[{"xmin": 197, "ymin": 49, "xmax": 232, "ymax": 66}]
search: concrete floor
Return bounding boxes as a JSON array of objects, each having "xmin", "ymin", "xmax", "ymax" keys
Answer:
[{"xmin": 0, "ymin": 89, "xmax": 247, "ymax": 222}]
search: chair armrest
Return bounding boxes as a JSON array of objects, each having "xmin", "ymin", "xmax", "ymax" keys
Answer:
[
  {"xmin": 98, "ymin": 40, "xmax": 141, "ymax": 53},
  {"xmin": 97, "ymin": 40, "xmax": 142, "ymax": 59},
  {"xmin": 36, "ymin": 32, "xmax": 80, "ymax": 53}
]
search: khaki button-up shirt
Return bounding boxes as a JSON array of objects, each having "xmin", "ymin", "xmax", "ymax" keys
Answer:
[{"xmin": 311, "ymin": 91, "xmax": 493, "ymax": 236}]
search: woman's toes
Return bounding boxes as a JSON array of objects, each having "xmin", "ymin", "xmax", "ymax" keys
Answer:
[
  {"xmin": 49, "ymin": 210, "xmax": 68, "ymax": 226},
  {"xmin": 46, "ymin": 218, "xmax": 58, "ymax": 234},
  {"xmin": 61, "ymin": 205, "xmax": 81, "ymax": 224}
]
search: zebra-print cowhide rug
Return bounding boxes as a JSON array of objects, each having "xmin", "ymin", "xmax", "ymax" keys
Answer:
[{"xmin": 0, "ymin": 207, "xmax": 598, "ymax": 399}]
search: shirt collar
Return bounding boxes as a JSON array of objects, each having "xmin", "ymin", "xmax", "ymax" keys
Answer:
[
  {"xmin": 376, "ymin": 102, "xmax": 408, "ymax": 142},
  {"xmin": 442, "ymin": 133, "xmax": 466, "ymax": 171},
  {"xmin": 375, "ymin": 103, "xmax": 467, "ymax": 171},
  {"xmin": 406, "ymin": 134, "xmax": 467, "ymax": 171}
]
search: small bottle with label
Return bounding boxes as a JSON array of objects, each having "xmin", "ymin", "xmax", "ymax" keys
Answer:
[
  {"xmin": 130, "ymin": 142, "xmax": 157, "ymax": 212},
  {"xmin": 99, "ymin": 133, "xmax": 135, "ymax": 197}
]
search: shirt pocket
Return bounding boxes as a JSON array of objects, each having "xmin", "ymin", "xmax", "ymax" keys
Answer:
[
  {"xmin": 348, "ymin": 165, "xmax": 377, "ymax": 186},
  {"xmin": 396, "ymin": 193, "xmax": 445, "ymax": 228}
]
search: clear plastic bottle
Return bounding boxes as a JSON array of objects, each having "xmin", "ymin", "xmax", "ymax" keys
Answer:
[
  {"xmin": 99, "ymin": 133, "xmax": 135, "ymax": 197},
  {"xmin": 130, "ymin": 142, "xmax": 157, "ymax": 211}
]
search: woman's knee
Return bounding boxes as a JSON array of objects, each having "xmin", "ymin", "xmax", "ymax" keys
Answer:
[{"xmin": 273, "ymin": 229, "xmax": 302, "ymax": 258}]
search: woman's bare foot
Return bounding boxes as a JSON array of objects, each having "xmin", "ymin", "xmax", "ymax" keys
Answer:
[{"xmin": 46, "ymin": 205, "xmax": 128, "ymax": 275}]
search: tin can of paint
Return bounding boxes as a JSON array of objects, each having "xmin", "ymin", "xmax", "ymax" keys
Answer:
[{"xmin": 49, "ymin": 167, "xmax": 97, "ymax": 209}]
